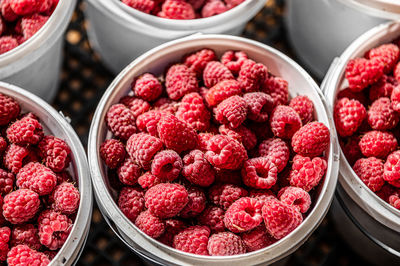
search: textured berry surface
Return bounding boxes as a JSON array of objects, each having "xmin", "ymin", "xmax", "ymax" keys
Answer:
[
  {"xmin": 208, "ymin": 183, "xmax": 248, "ymax": 210},
  {"xmin": 241, "ymin": 225, "xmax": 275, "ymax": 252},
  {"xmin": 221, "ymin": 50, "xmax": 248, "ymax": 75},
  {"xmin": 166, "ymin": 64, "xmax": 198, "ymax": 100},
  {"xmin": 359, "ymin": 130, "xmax": 397, "ymax": 159},
  {"xmin": 20, "ymin": 14, "xmax": 48, "ymax": 40},
  {"xmin": 224, "ymin": 197, "xmax": 262, "ymax": 233},
  {"xmin": 180, "ymin": 186, "xmax": 206, "ymax": 218},
  {"xmin": 219, "ymin": 124, "xmax": 257, "ymax": 151},
  {"xmin": 133, "ymin": 73, "xmax": 162, "ymax": 102},
  {"xmin": 176, "ymin": 92, "xmax": 210, "ymax": 131},
  {"xmin": 7, "ymin": 116, "xmax": 43, "ymax": 145},
  {"xmin": 345, "ymin": 58, "xmax": 383, "ymax": 92},
  {"xmin": 0, "ymin": 93, "xmax": 20, "ymax": 126},
  {"xmin": 16, "ymin": 162, "xmax": 57, "ymax": 196},
  {"xmin": 205, "ymin": 79, "xmax": 242, "ymax": 107},
  {"xmin": 37, "ymin": 210, "xmax": 72, "ymax": 250},
  {"xmin": 258, "ymin": 138, "xmax": 289, "ymax": 172},
  {"xmin": 353, "ymin": 157, "xmax": 385, "ymax": 192},
  {"xmin": 50, "ymin": 182, "xmax": 80, "ymax": 215},
  {"xmin": 203, "ymin": 61, "xmax": 234, "ymax": 88},
  {"xmin": 118, "ymin": 187, "xmax": 145, "ymax": 223},
  {"xmin": 392, "ymin": 85, "xmax": 400, "ymax": 112},
  {"xmin": 173, "ymin": 226, "xmax": 210, "ymax": 255},
  {"xmin": 126, "ymin": 133, "xmax": 163, "ymax": 170},
  {"xmin": 368, "ymin": 43, "xmax": 399, "ymax": 73},
  {"xmin": 184, "ymin": 49, "xmax": 217, "ymax": 77},
  {"xmin": 158, "ymin": 219, "xmax": 187, "ymax": 246},
  {"xmin": 278, "ymin": 186, "xmax": 311, "ymax": 213},
  {"xmin": 100, "ymin": 139, "xmax": 125, "ymax": 169},
  {"xmin": 244, "ymin": 92, "xmax": 274, "ymax": 122},
  {"xmin": 289, "ymin": 95, "xmax": 314, "ymax": 124},
  {"xmin": 198, "ymin": 206, "xmax": 225, "ymax": 233},
  {"xmin": 263, "ymin": 76, "xmax": 289, "ymax": 106},
  {"xmin": 7, "ymin": 245, "xmax": 50, "ymax": 266},
  {"xmin": 289, "ymin": 155, "xmax": 327, "ymax": 192},
  {"xmin": 368, "ymin": 97, "xmax": 399, "ymax": 130},
  {"xmin": 201, "ymin": 0, "xmax": 227, "ymax": 17},
  {"xmin": 249, "ymin": 189, "xmax": 276, "ymax": 206},
  {"xmin": 160, "ymin": 0, "xmax": 195, "ymax": 19},
  {"xmin": 337, "ymin": 87, "xmax": 369, "ymax": 107},
  {"xmin": 0, "ymin": 169, "xmax": 14, "ymax": 195},
  {"xmin": 215, "ymin": 95, "xmax": 247, "ymax": 128},
  {"xmin": 135, "ymin": 210, "xmax": 165, "ymax": 238},
  {"xmin": 0, "ymin": 36, "xmax": 18, "ymax": 54},
  {"xmin": 369, "ymin": 75, "xmax": 395, "ymax": 102},
  {"xmin": 120, "ymin": 96, "xmax": 150, "ymax": 118},
  {"xmin": 117, "ymin": 157, "xmax": 141, "ymax": 186},
  {"xmin": 384, "ymin": 151, "xmax": 400, "ymax": 186},
  {"xmin": 3, "ymin": 144, "xmax": 30, "ymax": 174},
  {"xmin": 3, "ymin": 189, "xmax": 40, "ymax": 224},
  {"xmin": 207, "ymin": 232, "xmax": 246, "ymax": 256},
  {"xmin": 138, "ymin": 172, "xmax": 161, "ymax": 189},
  {"xmin": 38, "ymin": 136, "xmax": 71, "ymax": 172},
  {"xmin": 10, "ymin": 224, "xmax": 41, "ymax": 250},
  {"xmin": 182, "ymin": 149, "xmax": 215, "ymax": 187},
  {"xmin": 106, "ymin": 104, "xmax": 137, "ymax": 140},
  {"xmin": 270, "ymin": 105, "xmax": 302, "ymax": 139},
  {"xmin": 291, "ymin": 122, "xmax": 330, "ymax": 157},
  {"xmin": 334, "ymin": 97, "xmax": 366, "ymax": 137},
  {"xmin": 151, "ymin": 149, "xmax": 182, "ymax": 182},
  {"xmin": 241, "ymin": 157, "xmax": 278, "ymax": 189},
  {"xmin": 136, "ymin": 110, "xmax": 168, "ymax": 136},
  {"xmin": 238, "ymin": 59, "xmax": 267, "ymax": 92},
  {"xmin": 122, "ymin": 0, "xmax": 155, "ymax": 13}
]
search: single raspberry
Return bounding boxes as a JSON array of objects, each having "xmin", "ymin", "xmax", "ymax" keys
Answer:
[
  {"xmin": 289, "ymin": 95, "xmax": 314, "ymax": 124},
  {"xmin": 205, "ymin": 80, "xmax": 241, "ymax": 108},
  {"xmin": 154, "ymin": 98, "xmax": 179, "ymax": 113},
  {"xmin": 132, "ymin": 73, "xmax": 162, "ymax": 102},
  {"xmin": 270, "ymin": 105, "xmax": 302, "ymax": 139},
  {"xmin": 0, "ymin": 169, "xmax": 14, "ymax": 195},
  {"xmin": 367, "ymin": 43, "xmax": 399, "ymax": 73},
  {"xmin": 225, "ymin": 0, "xmax": 245, "ymax": 8},
  {"xmin": 198, "ymin": 132, "xmax": 213, "ymax": 151},
  {"xmin": 208, "ymin": 183, "xmax": 248, "ymax": 210},
  {"xmin": 219, "ymin": 124, "xmax": 257, "ymax": 150},
  {"xmin": 215, "ymin": 95, "xmax": 247, "ymax": 129},
  {"xmin": 3, "ymin": 144, "xmax": 30, "ymax": 174},
  {"xmin": 184, "ymin": 49, "xmax": 217, "ymax": 77},
  {"xmin": 291, "ymin": 122, "xmax": 330, "ymax": 157},
  {"xmin": 10, "ymin": 0, "xmax": 38, "ymax": 15},
  {"xmin": 241, "ymin": 157, "xmax": 278, "ymax": 189},
  {"xmin": 359, "ymin": 130, "xmax": 397, "ymax": 159},
  {"xmin": 0, "ymin": 36, "xmax": 18, "ymax": 54},
  {"xmin": 391, "ymin": 85, "xmax": 400, "ymax": 112},
  {"xmin": 37, "ymin": 210, "xmax": 72, "ymax": 250},
  {"xmin": 262, "ymin": 198, "xmax": 303, "ymax": 240},
  {"xmin": 10, "ymin": 224, "xmax": 41, "ymax": 250},
  {"xmin": 243, "ymin": 92, "xmax": 274, "ymax": 123},
  {"xmin": 203, "ymin": 61, "xmax": 234, "ymax": 88},
  {"xmin": 137, "ymin": 172, "xmax": 161, "ymax": 189},
  {"xmin": 176, "ymin": 92, "xmax": 210, "ymax": 131},
  {"xmin": 389, "ymin": 192, "xmax": 400, "ymax": 209},
  {"xmin": 345, "ymin": 58, "xmax": 383, "ymax": 92},
  {"xmin": 278, "ymin": 186, "xmax": 311, "ymax": 213},
  {"xmin": 151, "ymin": 149, "xmax": 182, "ymax": 182},
  {"xmin": 182, "ymin": 149, "xmax": 215, "ymax": 187},
  {"xmin": 383, "ymin": 151, "xmax": 400, "ymax": 186},
  {"xmin": 7, "ymin": 245, "xmax": 50, "ymax": 266},
  {"xmin": 353, "ymin": 157, "xmax": 385, "ymax": 192},
  {"xmin": 6, "ymin": 116, "xmax": 43, "ymax": 146},
  {"xmin": 241, "ymin": 225, "xmax": 275, "ymax": 252},
  {"xmin": 135, "ymin": 210, "xmax": 165, "ymax": 238},
  {"xmin": 119, "ymin": 96, "xmax": 150, "ymax": 118},
  {"xmin": 0, "ymin": 93, "xmax": 20, "ymax": 126},
  {"xmin": 49, "ymin": 182, "xmax": 80, "ymax": 215},
  {"xmin": 180, "ymin": 186, "xmax": 206, "ymax": 218},
  {"xmin": 207, "ymin": 232, "xmax": 246, "ymax": 256},
  {"xmin": 368, "ymin": 97, "xmax": 399, "ymax": 130},
  {"xmin": 340, "ymin": 135, "xmax": 362, "ymax": 166},
  {"xmin": 258, "ymin": 138, "xmax": 289, "ymax": 173},
  {"xmin": 136, "ymin": 110, "xmax": 168, "ymax": 136},
  {"xmin": 173, "ymin": 225, "xmax": 210, "ymax": 255},
  {"xmin": 337, "ymin": 87, "xmax": 368, "ymax": 106},
  {"xmin": 201, "ymin": 0, "xmax": 227, "ymax": 17},
  {"xmin": 224, "ymin": 197, "xmax": 262, "ymax": 233},
  {"xmin": 160, "ymin": 0, "xmax": 195, "ymax": 19},
  {"xmin": 262, "ymin": 76, "xmax": 289, "ymax": 106},
  {"xmin": 249, "ymin": 189, "xmax": 276, "ymax": 206},
  {"xmin": 3, "ymin": 189, "xmax": 40, "ymax": 224},
  {"xmin": 38, "ymin": 136, "xmax": 71, "ymax": 172},
  {"xmin": 117, "ymin": 157, "xmax": 141, "ymax": 186},
  {"xmin": 126, "ymin": 133, "xmax": 163, "ymax": 170},
  {"xmin": 369, "ymin": 75, "xmax": 395, "ymax": 102},
  {"xmin": 118, "ymin": 186, "xmax": 145, "ymax": 223},
  {"xmin": 37, "ymin": 0, "xmax": 52, "ymax": 13},
  {"xmin": 238, "ymin": 59, "xmax": 268, "ymax": 92},
  {"xmin": 289, "ymin": 155, "xmax": 327, "ymax": 192},
  {"xmin": 198, "ymin": 206, "xmax": 225, "ymax": 233},
  {"xmin": 157, "ymin": 219, "xmax": 187, "ymax": 246},
  {"xmin": 221, "ymin": 50, "xmax": 248, "ymax": 75},
  {"xmin": 16, "ymin": 162, "xmax": 57, "ymax": 196},
  {"xmin": 334, "ymin": 97, "xmax": 367, "ymax": 137},
  {"xmin": 122, "ymin": 0, "xmax": 155, "ymax": 13},
  {"xmin": 106, "ymin": 104, "xmax": 137, "ymax": 141},
  {"xmin": 1, "ymin": 0, "xmax": 18, "ymax": 22},
  {"xmin": 165, "ymin": 64, "xmax": 198, "ymax": 100},
  {"xmin": 214, "ymin": 168, "xmax": 242, "ymax": 185},
  {"xmin": 0, "ymin": 226, "xmax": 10, "ymax": 243},
  {"xmin": 20, "ymin": 14, "xmax": 48, "ymax": 40}
]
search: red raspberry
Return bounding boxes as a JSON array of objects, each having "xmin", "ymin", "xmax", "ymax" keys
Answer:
[
  {"xmin": 165, "ymin": 64, "xmax": 198, "ymax": 100},
  {"xmin": 160, "ymin": 0, "xmax": 195, "ymax": 19},
  {"xmin": 20, "ymin": 14, "xmax": 48, "ymax": 40},
  {"xmin": 16, "ymin": 162, "xmax": 57, "ymax": 196},
  {"xmin": 270, "ymin": 105, "xmax": 302, "ymax": 139},
  {"xmin": 106, "ymin": 104, "xmax": 137, "ymax": 141},
  {"xmin": 262, "ymin": 76, "xmax": 289, "ymax": 106},
  {"xmin": 359, "ymin": 130, "xmax": 397, "ymax": 159},
  {"xmin": 225, "ymin": 0, "xmax": 245, "ymax": 8},
  {"xmin": 198, "ymin": 206, "xmax": 225, "ymax": 233},
  {"xmin": 367, "ymin": 43, "xmax": 399, "ymax": 73},
  {"xmin": 198, "ymin": 132, "xmax": 213, "ymax": 151},
  {"xmin": 291, "ymin": 122, "xmax": 330, "ymax": 157},
  {"xmin": 368, "ymin": 97, "xmax": 399, "ymax": 130},
  {"xmin": 1, "ymin": 0, "xmax": 18, "ymax": 22},
  {"xmin": 289, "ymin": 95, "xmax": 314, "ymax": 124},
  {"xmin": 180, "ymin": 186, "xmax": 206, "ymax": 218},
  {"xmin": 173, "ymin": 225, "xmax": 210, "ymax": 255},
  {"xmin": 205, "ymin": 134, "xmax": 247, "ymax": 170},
  {"xmin": 6, "ymin": 116, "xmax": 43, "ymax": 146},
  {"xmin": 205, "ymin": 79, "xmax": 242, "ymax": 107},
  {"xmin": 241, "ymin": 157, "xmax": 278, "ymax": 189},
  {"xmin": 118, "ymin": 186, "xmax": 145, "ymax": 223},
  {"xmin": 208, "ymin": 183, "xmax": 248, "ymax": 210},
  {"xmin": 7, "ymin": 245, "xmax": 50, "ymax": 266},
  {"xmin": 3, "ymin": 189, "xmax": 40, "ymax": 224},
  {"xmin": 182, "ymin": 149, "xmax": 215, "ymax": 187},
  {"xmin": 201, "ymin": 0, "xmax": 227, "ymax": 17},
  {"xmin": 38, "ymin": 136, "xmax": 71, "ymax": 172},
  {"xmin": 158, "ymin": 219, "xmax": 187, "ymax": 246},
  {"xmin": 154, "ymin": 97, "xmax": 179, "ymax": 113},
  {"xmin": 289, "ymin": 155, "xmax": 327, "ymax": 192},
  {"xmin": 50, "ymin": 182, "xmax": 80, "ymax": 215},
  {"xmin": 0, "ymin": 226, "xmax": 10, "ymax": 260},
  {"xmin": 122, "ymin": 0, "xmax": 155, "ymax": 13},
  {"xmin": 119, "ymin": 96, "xmax": 150, "ymax": 118},
  {"xmin": 241, "ymin": 225, "xmax": 275, "ymax": 252},
  {"xmin": 214, "ymin": 168, "xmax": 242, "ymax": 185},
  {"xmin": 10, "ymin": 0, "xmax": 38, "ymax": 15},
  {"xmin": 117, "ymin": 157, "xmax": 141, "ymax": 186},
  {"xmin": 249, "ymin": 189, "xmax": 276, "ymax": 206},
  {"xmin": 37, "ymin": 0, "xmax": 53, "ymax": 14},
  {"xmin": 224, "ymin": 197, "xmax": 262, "ymax": 233},
  {"xmin": 176, "ymin": 92, "xmax": 210, "ymax": 131},
  {"xmin": 10, "ymin": 224, "xmax": 41, "ymax": 250},
  {"xmin": 258, "ymin": 138, "xmax": 289, "ymax": 173},
  {"xmin": 369, "ymin": 75, "xmax": 395, "ymax": 102},
  {"xmin": 221, "ymin": 50, "xmax": 248, "ymax": 75},
  {"xmin": 0, "ymin": 169, "xmax": 14, "ymax": 195},
  {"xmin": 340, "ymin": 135, "xmax": 362, "ymax": 166},
  {"xmin": 136, "ymin": 110, "xmax": 168, "ymax": 136},
  {"xmin": 353, "ymin": 157, "xmax": 384, "ymax": 192},
  {"xmin": 184, "ymin": 49, "xmax": 217, "ymax": 77},
  {"xmin": 278, "ymin": 186, "xmax": 311, "ymax": 213},
  {"xmin": 389, "ymin": 192, "xmax": 400, "ymax": 209},
  {"xmin": 135, "ymin": 210, "xmax": 165, "ymax": 238},
  {"xmin": 132, "ymin": 73, "xmax": 162, "ymax": 102},
  {"xmin": 243, "ymin": 92, "xmax": 274, "ymax": 122},
  {"xmin": 203, "ymin": 61, "xmax": 234, "ymax": 88},
  {"xmin": 337, "ymin": 87, "xmax": 368, "ymax": 106},
  {"xmin": 391, "ymin": 84, "xmax": 400, "ymax": 112},
  {"xmin": 0, "ymin": 36, "xmax": 18, "ymax": 54},
  {"xmin": 157, "ymin": 114, "xmax": 198, "ymax": 153},
  {"xmin": 215, "ymin": 95, "xmax": 247, "ymax": 129},
  {"xmin": 145, "ymin": 183, "xmax": 188, "ymax": 218},
  {"xmin": 126, "ymin": 133, "xmax": 163, "ymax": 170},
  {"xmin": 207, "ymin": 232, "xmax": 246, "ymax": 256},
  {"xmin": 151, "ymin": 149, "xmax": 182, "ymax": 182},
  {"xmin": 345, "ymin": 58, "xmax": 383, "ymax": 92},
  {"xmin": 219, "ymin": 124, "xmax": 257, "ymax": 151},
  {"xmin": 3, "ymin": 144, "xmax": 30, "ymax": 174},
  {"xmin": 334, "ymin": 97, "xmax": 367, "ymax": 137},
  {"xmin": 383, "ymin": 151, "xmax": 400, "ymax": 187},
  {"xmin": 0, "ymin": 93, "xmax": 20, "ymax": 126},
  {"xmin": 238, "ymin": 59, "xmax": 268, "ymax": 92},
  {"xmin": 262, "ymin": 198, "xmax": 303, "ymax": 240},
  {"xmin": 0, "ymin": 137, "xmax": 7, "ymax": 155},
  {"xmin": 37, "ymin": 210, "xmax": 72, "ymax": 250}
]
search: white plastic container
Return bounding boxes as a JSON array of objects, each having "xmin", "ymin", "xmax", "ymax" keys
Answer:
[{"xmin": 84, "ymin": 0, "xmax": 266, "ymax": 74}]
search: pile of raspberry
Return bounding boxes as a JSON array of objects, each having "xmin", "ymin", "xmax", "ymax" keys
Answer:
[
  {"xmin": 0, "ymin": 0, "xmax": 58, "ymax": 55},
  {"xmin": 121, "ymin": 0, "xmax": 246, "ymax": 19},
  {"xmin": 336, "ymin": 40, "xmax": 400, "ymax": 210},
  {"xmin": 101, "ymin": 48, "xmax": 331, "ymax": 256},
  {"xmin": 0, "ymin": 92, "xmax": 80, "ymax": 265}
]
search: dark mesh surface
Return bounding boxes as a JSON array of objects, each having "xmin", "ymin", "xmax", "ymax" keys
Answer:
[{"xmin": 55, "ymin": 1, "xmax": 370, "ymax": 265}]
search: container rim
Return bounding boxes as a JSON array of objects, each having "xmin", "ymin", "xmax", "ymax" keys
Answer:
[{"xmin": 337, "ymin": 0, "xmax": 400, "ymax": 20}]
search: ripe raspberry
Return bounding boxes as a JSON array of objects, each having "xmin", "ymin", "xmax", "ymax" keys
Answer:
[
  {"xmin": 132, "ymin": 73, "xmax": 162, "ymax": 102},
  {"xmin": 243, "ymin": 92, "xmax": 274, "ymax": 122},
  {"xmin": 201, "ymin": 0, "xmax": 227, "ymax": 17},
  {"xmin": 207, "ymin": 232, "xmax": 246, "ymax": 256},
  {"xmin": 383, "ymin": 151, "xmax": 400, "ymax": 186},
  {"xmin": 180, "ymin": 186, "xmax": 206, "ymax": 218},
  {"xmin": 238, "ymin": 59, "xmax": 268, "ymax": 92},
  {"xmin": 208, "ymin": 183, "xmax": 248, "ymax": 210},
  {"xmin": 16, "ymin": 162, "xmax": 57, "ymax": 196},
  {"xmin": 158, "ymin": 219, "xmax": 187, "ymax": 246},
  {"xmin": 337, "ymin": 87, "xmax": 368, "ymax": 106},
  {"xmin": 37, "ymin": 0, "xmax": 53, "ymax": 14},
  {"xmin": 135, "ymin": 210, "xmax": 165, "ymax": 238},
  {"xmin": 7, "ymin": 245, "xmax": 50, "ymax": 266},
  {"xmin": 0, "ymin": 93, "xmax": 20, "ymax": 126},
  {"xmin": 165, "ymin": 64, "xmax": 198, "ymax": 100},
  {"xmin": 340, "ymin": 135, "xmax": 362, "ymax": 166},
  {"xmin": 38, "ymin": 136, "xmax": 71, "ymax": 172},
  {"xmin": 176, "ymin": 92, "xmax": 210, "ymax": 131},
  {"xmin": 182, "ymin": 149, "xmax": 215, "ymax": 187},
  {"xmin": 37, "ymin": 210, "xmax": 72, "ymax": 250},
  {"xmin": 391, "ymin": 85, "xmax": 400, "ymax": 112},
  {"xmin": 389, "ymin": 192, "xmax": 400, "ymax": 209},
  {"xmin": 160, "ymin": 0, "xmax": 195, "ymax": 19},
  {"xmin": 0, "ymin": 169, "xmax": 14, "ymax": 195},
  {"xmin": 291, "ymin": 122, "xmax": 330, "ymax": 157},
  {"xmin": 0, "ymin": 36, "xmax": 18, "ymax": 54},
  {"xmin": 184, "ymin": 49, "xmax": 217, "ymax": 77},
  {"xmin": 119, "ymin": 96, "xmax": 150, "ymax": 118},
  {"xmin": 345, "ymin": 58, "xmax": 383, "ymax": 92},
  {"xmin": 205, "ymin": 79, "xmax": 242, "ymax": 107},
  {"xmin": 122, "ymin": 0, "xmax": 155, "ymax": 13},
  {"xmin": 219, "ymin": 124, "xmax": 257, "ymax": 150},
  {"xmin": 334, "ymin": 97, "xmax": 367, "ymax": 137},
  {"xmin": 106, "ymin": 104, "xmax": 137, "ymax": 140},
  {"xmin": 369, "ymin": 75, "xmax": 395, "ymax": 102},
  {"xmin": 145, "ymin": 183, "xmax": 188, "ymax": 218},
  {"xmin": 278, "ymin": 186, "xmax": 311, "ymax": 213},
  {"xmin": 258, "ymin": 138, "xmax": 289, "ymax": 173},
  {"xmin": 3, "ymin": 144, "xmax": 30, "ymax": 174},
  {"xmin": 173, "ymin": 225, "xmax": 210, "ymax": 255},
  {"xmin": 3, "ymin": 189, "xmax": 40, "ymax": 224},
  {"xmin": 0, "ymin": 228, "xmax": 9, "ymax": 261},
  {"xmin": 241, "ymin": 225, "xmax": 275, "ymax": 252},
  {"xmin": 198, "ymin": 132, "xmax": 213, "ymax": 151},
  {"xmin": 249, "ymin": 189, "xmax": 276, "ymax": 206},
  {"xmin": 50, "ymin": 182, "xmax": 80, "ymax": 215},
  {"xmin": 118, "ymin": 186, "xmax": 145, "ymax": 223},
  {"xmin": 136, "ymin": 110, "xmax": 168, "ymax": 136},
  {"xmin": 289, "ymin": 95, "xmax": 314, "ymax": 124},
  {"xmin": 117, "ymin": 157, "xmax": 141, "ymax": 186},
  {"xmin": 6, "ymin": 116, "xmax": 43, "ymax": 146},
  {"xmin": 224, "ymin": 197, "xmax": 262, "ymax": 233},
  {"xmin": 262, "ymin": 198, "xmax": 303, "ymax": 240},
  {"xmin": 359, "ymin": 130, "xmax": 397, "ymax": 159},
  {"xmin": 289, "ymin": 155, "xmax": 327, "ymax": 192},
  {"xmin": 20, "ymin": 14, "xmax": 48, "ymax": 40},
  {"xmin": 205, "ymin": 134, "xmax": 247, "ymax": 170},
  {"xmin": 262, "ymin": 76, "xmax": 289, "ymax": 106},
  {"xmin": 126, "ymin": 133, "xmax": 163, "ymax": 170},
  {"xmin": 154, "ymin": 98, "xmax": 179, "ymax": 113},
  {"xmin": 368, "ymin": 97, "xmax": 399, "ymax": 130},
  {"xmin": 215, "ymin": 95, "xmax": 247, "ymax": 129},
  {"xmin": 10, "ymin": 0, "xmax": 38, "ymax": 15},
  {"xmin": 203, "ymin": 61, "xmax": 234, "ymax": 88},
  {"xmin": 367, "ymin": 43, "xmax": 399, "ymax": 73},
  {"xmin": 151, "ymin": 150, "xmax": 182, "ymax": 182},
  {"xmin": 0, "ymin": 226, "xmax": 10, "ymax": 243},
  {"xmin": 198, "ymin": 206, "xmax": 225, "ymax": 233},
  {"xmin": 270, "ymin": 105, "xmax": 302, "ymax": 139},
  {"xmin": 353, "ymin": 157, "xmax": 384, "ymax": 192},
  {"xmin": 10, "ymin": 224, "xmax": 41, "ymax": 250},
  {"xmin": 242, "ymin": 157, "xmax": 278, "ymax": 189},
  {"xmin": 221, "ymin": 50, "xmax": 248, "ymax": 75},
  {"xmin": 225, "ymin": 0, "xmax": 245, "ymax": 8},
  {"xmin": 1, "ymin": 0, "xmax": 18, "ymax": 22}
]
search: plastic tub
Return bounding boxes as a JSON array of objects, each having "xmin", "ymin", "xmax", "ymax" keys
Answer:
[
  {"xmin": 0, "ymin": 82, "xmax": 93, "ymax": 265},
  {"xmin": 84, "ymin": 0, "xmax": 266, "ymax": 74},
  {"xmin": 88, "ymin": 34, "xmax": 340, "ymax": 266},
  {"xmin": 322, "ymin": 21, "xmax": 400, "ymax": 265}
]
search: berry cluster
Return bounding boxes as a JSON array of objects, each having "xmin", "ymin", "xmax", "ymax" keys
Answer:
[
  {"xmin": 0, "ymin": 92, "xmax": 80, "ymax": 266},
  {"xmin": 101, "ymin": 48, "xmax": 330, "ymax": 256},
  {"xmin": 337, "ymin": 41, "xmax": 400, "ymax": 210},
  {"xmin": 121, "ymin": 0, "xmax": 246, "ymax": 19}
]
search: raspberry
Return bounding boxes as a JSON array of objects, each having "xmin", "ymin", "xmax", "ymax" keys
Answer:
[
  {"xmin": 37, "ymin": 0, "xmax": 52, "ymax": 13},
  {"xmin": 118, "ymin": 186, "xmax": 145, "ymax": 223},
  {"xmin": 173, "ymin": 225, "xmax": 210, "ymax": 255},
  {"xmin": 243, "ymin": 92, "xmax": 274, "ymax": 122},
  {"xmin": 119, "ymin": 96, "xmax": 150, "ymax": 118},
  {"xmin": 258, "ymin": 138, "xmax": 289, "ymax": 173},
  {"xmin": 395, "ymin": 61, "xmax": 400, "ymax": 82},
  {"xmin": 205, "ymin": 135, "xmax": 247, "ymax": 170},
  {"xmin": 160, "ymin": 0, "xmax": 195, "ymax": 19},
  {"xmin": 3, "ymin": 144, "xmax": 30, "ymax": 174},
  {"xmin": 175, "ymin": 92, "xmax": 210, "ymax": 131},
  {"xmin": 262, "ymin": 198, "xmax": 303, "ymax": 240},
  {"xmin": 1, "ymin": 0, "xmax": 18, "ymax": 22},
  {"xmin": 225, "ymin": 0, "xmax": 245, "ymax": 8},
  {"xmin": 337, "ymin": 87, "xmax": 368, "ymax": 106},
  {"xmin": 16, "ymin": 162, "xmax": 57, "ymax": 196},
  {"xmin": 219, "ymin": 124, "xmax": 257, "ymax": 150},
  {"xmin": 391, "ymin": 85, "xmax": 400, "ymax": 112},
  {"xmin": 241, "ymin": 157, "xmax": 278, "ymax": 189},
  {"xmin": 270, "ymin": 105, "xmax": 302, "ymax": 139},
  {"xmin": 37, "ymin": 136, "xmax": 71, "ymax": 172},
  {"xmin": 136, "ymin": 110, "xmax": 168, "ymax": 136},
  {"xmin": 117, "ymin": 157, "xmax": 141, "ymax": 186},
  {"xmin": 221, "ymin": 50, "xmax": 248, "ymax": 75},
  {"xmin": 334, "ymin": 97, "xmax": 367, "ymax": 137},
  {"xmin": 7, "ymin": 116, "xmax": 43, "ymax": 146},
  {"xmin": 278, "ymin": 186, "xmax": 311, "ymax": 213},
  {"xmin": 238, "ymin": 59, "xmax": 268, "ymax": 92},
  {"xmin": 201, "ymin": 0, "xmax": 227, "ymax": 17},
  {"xmin": 215, "ymin": 95, "xmax": 247, "ymax": 129},
  {"xmin": 389, "ymin": 192, "xmax": 400, "ymax": 209},
  {"xmin": 208, "ymin": 183, "xmax": 248, "ymax": 210},
  {"xmin": 198, "ymin": 206, "xmax": 225, "ymax": 232},
  {"xmin": 368, "ymin": 97, "xmax": 399, "ymax": 130},
  {"xmin": 214, "ymin": 168, "xmax": 242, "ymax": 185},
  {"xmin": 249, "ymin": 189, "xmax": 276, "ymax": 206},
  {"xmin": 289, "ymin": 95, "xmax": 314, "ymax": 124},
  {"xmin": 0, "ymin": 228, "xmax": 9, "ymax": 261},
  {"xmin": 106, "ymin": 104, "xmax": 137, "ymax": 141},
  {"xmin": 135, "ymin": 210, "xmax": 165, "ymax": 238},
  {"xmin": 10, "ymin": 0, "xmax": 38, "ymax": 15},
  {"xmin": 340, "ymin": 135, "xmax": 362, "ymax": 165},
  {"xmin": 20, "ymin": 14, "xmax": 48, "ymax": 40},
  {"xmin": 289, "ymin": 155, "xmax": 327, "ymax": 192},
  {"xmin": 50, "ymin": 182, "xmax": 80, "ymax": 215},
  {"xmin": 241, "ymin": 225, "xmax": 275, "ymax": 252},
  {"xmin": 203, "ymin": 61, "xmax": 234, "ymax": 88},
  {"xmin": 154, "ymin": 98, "xmax": 179, "ymax": 113},
  {"xmin": 3, "ymin": 189, "xmax": 40, "ymax": 224},
  {"xmin": 158, "ymin": 219, "xmax": 187, "ymax": 246},
  {"xmin": 0, "ymin": 93, "xmax": 19, "ymax": 126},
  {"xmin": 157, "ymin": 114, "xmax": 198, "ymax": 153},
  {"xmin": 383, "ymin": 151, "xmax": 400, "ymax": 186},
  {"xmin": 359, "ymin": 130, "xmax": 397, "ymax": 159},
  {"xmin": 165, "ymin": 64, "xmax": 198, "ymax": 100},
  {"xmin": 37, "ymin": 210, "xmax": 72, "ymax": 250},
  {"xmin": 132, "ymin": 73, "xmax": 162, "ymax": 102},
  {"xmin": 262, "ymin": 76, "xmax": 289, "ymax": 106},
  {"xmin": 126, "ymin": 133, "xmax": 163, "ymax": 170},
  {"xmin": 369, "ymin": 75, "xmax": 395, "ymax": 102},
  {"xmin": 0, "ymin": 169, "xmax": 14, "ymax": 195},
  {"xmin": 291, "ymin": 122, "xmax": 330, "ymax": 157},
  {"xmin": 10, "ymin": 224, "xmax": 41, "ymax": 250},
  {"xmin": 0, "ymin": 36, "xmax": 18, "ymax": 54},
  {"xmin": 182, "ymin": 149, "xmax": 215, "ymax": 187},
  {"xmin": 376, "ymin": 183, "xmax": 396, "ymax": 202},
  {"xmin": 122, "ymin": 0, "xmax": 155, "ymax": 13},
  {"xmin": 138, "ymin": 171, "xmax": 161, "ymax": 189},
  {"xmin": 367, "ymin": 43, "xmax": 399, "ymax": 73},
  {"xmin": 0, "ymin": 226, "xmax": 10, "ymax": 243},
  {"xmin": 207, "ymin": 232, "xmax": 246, "ymax": 256},
  {"xmin": 345, "ymin": 58, "xmax": 383, "ymax": 92},
  {"xmin": 205, "ymin": 79, "xmax": 242, "ymax": 107},
  {"xmin": 184, "ymin": 49, "xmax": 217, "ymax": 77},
  {"xmin": 198, "ymin": 132, "xmax": 213, "ymax": 151},
  {"xmin": 151, "ymin": 149, "xmax": 182, "ymax": 182},
  {"xmin": 224, "ymin": 197, "xmax": 262, "ymax": 233},
  {"xmin": 180, "ymin": 186, "xmax": 206, "ymax": 218},
  {"xmin": 145, "ymin": 183, "xmax": 188, "ymax": 218},
  {"xmin": 7, "ymin": 245, "xmax": 50, "ymax": 266},
  {"xmin": 353, "ymin": 157, "xmax": 384, "ymax": 192}
]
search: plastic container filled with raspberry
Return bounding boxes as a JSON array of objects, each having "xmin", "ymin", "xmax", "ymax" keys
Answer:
[
  {"xmin": 88, "ymin": 34, "xmax": 340, "ymax": 265},
  {"xmin": 84, "ymin": 0, "xmax": 265, "ymax": 73},
  {"xmin": 0, "ymin": 0, "xmax": 76, "ymax": 102},
  {"xmin": 0, "ymin": 82, "xmax": 92, "ymax": 265},
  {"xmin": 323, "ymin": 21, "xmax": 400, "ymax": 265}
]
